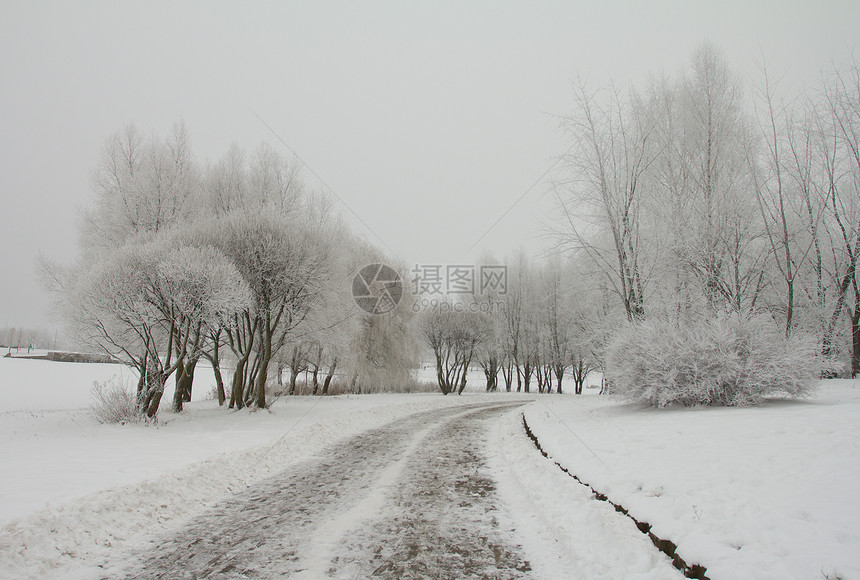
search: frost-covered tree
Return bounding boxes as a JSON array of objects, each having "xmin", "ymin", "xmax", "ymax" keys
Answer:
[
  {"xmin": 423, "ymin": 303, "xmax": 491, "ymax": 395},
  {"xmin": 556, "ymin": 78, "xmax": 657, "ymax": 321},
  {"xmin": 535, "ymin": 259, "xmax": 575, "ymax": 393},
  {"xmin": 678, "ymin": 43, "xmax": 763, "ymax": 314},
  {"xmin": 156, "ymin": 243, "xmax": 252, "ymax": 412},
  {"xmin": 208, "ymin": 211, "xmax": 330, "ymax": 409},
  {"xmin": 63, "ymin": 237, "xmax": 250, "ymax": 417},
  {"xmin": 81, "ymin": 122, "xmax": 199, "ymax": 257},
  {"xmin": 816, "ymin": 59, "xmax": 860, "ymax": 374},
  {"xmin": 53, "ymin": 119, "xmax": 477, "ymax": 416},
  {"xmin": 552, "ymin": 46, "xmax": 860, "ymax": 400},
  {"xmin": 421, "ymin": 304, "xmax": 491, "ymax": 395}
]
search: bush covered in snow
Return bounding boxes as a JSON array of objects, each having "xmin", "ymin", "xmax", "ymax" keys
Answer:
[
  {"xmin": 90, "ymin": 378, "xmax": 140, "ymax": 424},
  {"xmin": 605, "ymin": 313, "xmax": 832, "ymax": 407}
]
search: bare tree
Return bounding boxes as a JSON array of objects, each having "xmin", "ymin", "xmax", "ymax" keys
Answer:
[
  {"xmin": 556, "ymin": 78, "xmax": 658, "ymax": 321},
  {"xmin": 422, "ymin": 305, "xmax": 491, "ymax": 395},
  {"xmin": 82, "ymin": 122, "xmax": 198, "ymax": 257},
  {"xmin": 816, "ymin": 58, "xmax": 860, "ymax": 373},
  {"xmin": 537, "ymin": 258, "xmax": 575, "ymax": 393}
]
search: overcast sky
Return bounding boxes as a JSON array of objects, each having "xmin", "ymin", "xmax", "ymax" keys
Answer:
[{"xmin": 1, "ymin": 0, "xmax": 857, "ymax": 331}]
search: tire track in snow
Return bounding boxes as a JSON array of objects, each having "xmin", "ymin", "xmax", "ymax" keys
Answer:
[
  {"xmin": 109, "ymin": 401, "xmax": 529, "ymax": 579},
  {"xmin": 323, "ymin": 401, "xmax": 533, "ymax": 580}
]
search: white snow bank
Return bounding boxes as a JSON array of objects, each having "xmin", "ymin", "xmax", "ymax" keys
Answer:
[{"xmin": 521, "ymin": 381, "xmax": 860, "ymax": 580}]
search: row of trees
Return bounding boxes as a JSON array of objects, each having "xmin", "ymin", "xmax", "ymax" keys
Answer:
[
  {"xmin": 420, "ymin": 254, "xmax": 602, "ymax": 395},
  {"xmin": 422, "ymin": 45, "xmax": 860, "ymax": 404},
  {"xmin": 551, "ymin": 44, "xmax": 860, "ymax": 396},
  {"xmin": 47, "ymin": 124, "xmax": 418, "ymax": 417},
  {"xmin": 0, "ymin": 326, "xmax": 60, "ymax": 353},
  {"xmin": 49, "ymin": 44, "xmax": 856, "ymax": 412}
]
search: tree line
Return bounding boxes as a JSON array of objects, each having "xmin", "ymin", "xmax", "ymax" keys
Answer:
[
  {"xmin": 1, "ymin": 326, "xmax": 61, "ymax": 353},
  {"xmin": 424, "ymin": 44, "xmax": 860, "ymax": 406},
  {"xmin": 419, "ymin": 254, "xmax": 599, "ymax": 396},
  {"xmin": 46, "ymin": 43, "xmax": 858, "ymax": 415},
  {"xmin": 46, "ymin": 127, "xmax": 417, "ymax": 417},
  {"xmin": 548, "ymin": 43, "xmax": 859, "ymax": 402}
]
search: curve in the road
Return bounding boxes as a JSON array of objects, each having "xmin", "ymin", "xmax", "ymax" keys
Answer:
[{"xmin": 111, "ymin": 401, "xmax": 531, "ymax": 580}]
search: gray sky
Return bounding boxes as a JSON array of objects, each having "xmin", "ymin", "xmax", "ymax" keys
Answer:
[{"xmin": 1, "ymin": 0, "xmax": 857, "ymax": 331}]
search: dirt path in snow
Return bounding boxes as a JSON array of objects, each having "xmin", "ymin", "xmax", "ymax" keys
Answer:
[{"xmin": 110, "ymin": 401, "xmax": 533, "ymax": 580}]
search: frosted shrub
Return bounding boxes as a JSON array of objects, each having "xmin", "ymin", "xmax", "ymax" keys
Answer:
[
  {"xmin": 605, "ymin": 313, "xmax": 830, "ymax": 407},
  {"xmin": 90, "ymin": 378, "xmax": 140, "ymax": 424}
]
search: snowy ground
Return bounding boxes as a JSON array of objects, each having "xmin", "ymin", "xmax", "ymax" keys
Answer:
[
  {"xmin": 0, "ymin": 356, "xmax": 858, "ymax": 579},
  {"xmin": 515, "ymin": 381, "xmax": 860, "ymax": 580}
]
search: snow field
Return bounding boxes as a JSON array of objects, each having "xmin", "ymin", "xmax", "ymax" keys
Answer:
[
  {"xmin": 0, "ymin": 354, "xmax": 139, "ymax": 413},
  {"xmin": 520, "ymin": 382, "xmax": 860, "ymax": 580}
]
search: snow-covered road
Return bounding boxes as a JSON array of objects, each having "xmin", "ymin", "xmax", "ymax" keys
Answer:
[{"xmin": 106, "ymin": 401, "xmax": 532, "ymax": 579}]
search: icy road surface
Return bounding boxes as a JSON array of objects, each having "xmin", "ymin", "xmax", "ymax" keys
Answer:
[{"xmin": 109, "ymin": 401, "xmax": 533, "ymax": 579}]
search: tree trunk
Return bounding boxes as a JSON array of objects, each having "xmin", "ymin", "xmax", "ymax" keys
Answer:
[
  {"xmin": 853, "ymin": 293, "xmax": 860, "ymax": 379},
  {"xmin": 554, "ymin": 364, "xmax": 564, "ymax": 394},
  {"xmin": 245, "ymin": 354, "xmax": 260, "ymax": 406},
  {"xmin": 208, "ymin": 337, "xmax": 226, "ymax": 406},
  {"xmin": 184, "ymin": 357, "xmax": 198, "ymax": 401},
  {"xmin": 457, "ymin": 353, "xmax": 471, "ymax": 395},
  {"xmin": 484, "ymin": 368, "xmax": 494, "ymax": 391},
  {"xmin": 142, "ymin": 370, "xmax": 167, "ymax": 419},
  {"xmin": 321, "ymin": 358, "xmax": 337, "ymax": 395},
  {"xmin": 227, "ymin": 316, "xmax": 255, "ymax": 410},
  {"xmin": 482, "ymin": 356, "xmax": 499, "ymax": 392},
  {"xmin": 522, "ymin": 358, "xmax": 532, "ymax": 393},
  {"xmin": 435, "ymin": 352, "xmax": 449, "ymax": 395},
  {"xmin": 535, "ymin": 364, "xmax": 544, "ymax": 393},
  {"xmin": 515, "ymin": 362, "xmax": 522, "ymax": 392},
  {"xmin": 172, "ymin": 357, "xmax": 200, "ymax": 412},
  {"xmin": 230, "ymin": 357, "xmax": 247, "ymax": 409},
  {"xmin": 289, "ymin": 369, "xmax": 298, "ymax": 396},
  {"xmin": 136, "ymin": 368, "xmax": 146, "ymax": 406},
  {"xmin": 311, "ymin": 365, "xmax": 320, "ymax": 395},
  {"xmin": 822, "ymin": 260, "xmax": 856, "ymax": 376},
  {"xmin": 255, "ymin": 341, "xmax": 270, "ymax": 409},
  {"xmin": 173, "ymin": 358, "xmax": 187, "ymax": 412},
  {"xmin": 311, "ymin": 344, "xmax": 323, "ymax": 395},
  {"xmin": 213, "ymin": 361, "xmax": 225, "ymax": 406},
  {"xmin": 501, "ymin": 361, "xmax": 513, "ymax": 392}
]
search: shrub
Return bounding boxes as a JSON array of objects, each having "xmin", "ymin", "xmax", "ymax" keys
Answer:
[
  {"xmin": 90, "ymin": 377, "xmax": 141, "ymax": 424},
  {"xmin": 605, "ymin": 313, "xmax": 833, "ymax": 407}
]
